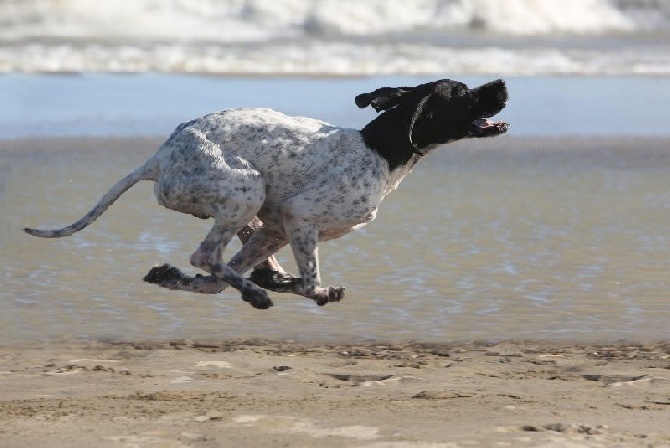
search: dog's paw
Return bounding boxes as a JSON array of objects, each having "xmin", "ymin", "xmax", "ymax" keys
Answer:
[
  {"xmin": 314, "ymin": 286, "xmax": 345, "ymax": 306},
  {"xmin": 241, "ymin": 288, "xmax": 273, "ymax": 310},
  {"xmin": 249, "ymin": 268, "xmax": 298, "ymax": 293},
  {"xmin": 144, "ymin": 263, "xmax": 226, "ymax": 294},
  {"xmin": 329, "ymin": 286, "xmax": 345, "ymax": 302},
  {"xmin": 144, "ymin": 263, "xmax": 186, "ymax": 284}
]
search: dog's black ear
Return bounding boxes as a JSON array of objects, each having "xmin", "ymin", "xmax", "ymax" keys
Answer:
[
  {"xmin": 406, "ymin": 80, "xmax": 470, "ymax": 150},
  {"xmin": 355, "ymin": 86, "xmax": 415, "ymax": 112},
  {"xmin": 407, "ymin": 92, "xmax": 434, "ymax": 153}
]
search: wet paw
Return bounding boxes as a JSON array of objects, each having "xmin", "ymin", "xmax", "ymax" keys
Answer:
[
  {"xmin": 143, "ymin": 264, "xmax": 217, "ymax": 292},
  {"xmin": 241, "ymin": 288, "xmax": 273, "ymax": 310},
  {"xmin": 328, "ymin": 286, "xmax": 345, "ymax": 302},
  {"xmin": 249, "ymin": 268, "xmax": 298, "ymax": 293},
  {"xmin": 314, "ymin": 287, "xmax": 345, "ymax": 306},
  {"xmin": 143, "ymin": 263, "xmax": 187, "ymax": 284}
]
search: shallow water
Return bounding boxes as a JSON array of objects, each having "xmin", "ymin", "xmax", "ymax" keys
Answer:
[{"xmin": 2, "ymin": 136, "xmax": 669, "ymax": 345}]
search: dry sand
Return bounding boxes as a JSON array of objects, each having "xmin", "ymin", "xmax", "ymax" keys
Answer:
[{"xmin": 1, "ymin": 340, "xmax": 668, "ymax": 447}]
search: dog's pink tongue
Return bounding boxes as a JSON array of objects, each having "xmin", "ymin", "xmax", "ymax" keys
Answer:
[{"xmin": 473, "ymin": 118, "xmax": 495, "ymax": 128}]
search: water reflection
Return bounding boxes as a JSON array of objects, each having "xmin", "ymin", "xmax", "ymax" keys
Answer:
[{"xmin": 2, "ymin": 136, "xmax": 669, "ymax": 344}]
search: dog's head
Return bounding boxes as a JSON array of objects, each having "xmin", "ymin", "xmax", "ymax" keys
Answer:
[{"xmin": 356, "ymin": 79, "xmax": 509, "ymax": 149}]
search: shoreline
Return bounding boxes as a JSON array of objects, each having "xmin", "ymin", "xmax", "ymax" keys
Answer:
[{"xmin": 2, "ymin": 337, "xmax": 669, "ymax": 352}]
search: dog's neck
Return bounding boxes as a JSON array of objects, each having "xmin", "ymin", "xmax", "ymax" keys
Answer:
[{"xmin": 359, "ymin": 108, "xmax": 433, "ymax": 172}]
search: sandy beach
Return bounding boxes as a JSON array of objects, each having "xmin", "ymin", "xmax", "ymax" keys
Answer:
[{"xmin": 0, "ymin": 340, "xmax": 668, "ymax": 447}]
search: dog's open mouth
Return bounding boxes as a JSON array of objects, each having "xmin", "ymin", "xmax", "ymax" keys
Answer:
[{"xmin": 468, "ymin": 118, "xmax": 510, "ymax": 138}]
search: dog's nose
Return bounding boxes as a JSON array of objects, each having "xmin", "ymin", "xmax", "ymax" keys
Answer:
[{"xmin": 493, "ymin": 79, "xmax": 508, "ymax": 100}]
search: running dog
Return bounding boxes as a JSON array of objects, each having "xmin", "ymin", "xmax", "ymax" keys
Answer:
[{"xmin": 25, "ymin": 78, "xmax": 509, "ymax": 309}]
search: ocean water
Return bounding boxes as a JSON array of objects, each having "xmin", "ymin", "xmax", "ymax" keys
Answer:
[{"xmin": 1, "ymin": 0, "xmax": 670, "ymax": 75}]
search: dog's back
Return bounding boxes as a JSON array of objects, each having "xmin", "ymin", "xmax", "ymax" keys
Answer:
[{"xmin": 158, "ymin": 108, "xmax": 388, "ymax": 204}]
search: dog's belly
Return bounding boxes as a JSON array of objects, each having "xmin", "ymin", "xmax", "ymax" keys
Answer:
[
  {"xmin": 319, "ymin": 225, "xmax": 363, "ymax": 241},
  {"xmin": 258, "ymin": 196, "xmax": 379, "ymax": 230},
  {"xmin": 256, "ymin": 159, "xmax": 386, "ymax": 237}
]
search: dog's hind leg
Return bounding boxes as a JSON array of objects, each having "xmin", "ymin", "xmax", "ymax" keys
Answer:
[
  {"xmin": 145, "ymin": 225, "xmax": 273, "ymax": 308},
  {"xmin": 145, "ymin": 221, "xmax": 294, "ymax": 295},
  {"xmin": 147, "ymin": 213, "xmax": 273, "ymax": 308},
  {"xmin": 237, "ymin": 218, "xmax": 298, "ymax": 290},
  {"xmin": 189, "ymin": 220, "xmax": 273, "ymax": 309},
  {"xmin": 230, "ymin": 227, "xmax": 299, "ymax": 293},
  {"xmin": 144, "ymin": 131, "xmax": 272, "ymax": 308}
]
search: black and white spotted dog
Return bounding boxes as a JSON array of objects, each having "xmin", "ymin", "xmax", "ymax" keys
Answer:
[{"xmin": 25, "ymin": 78, "xmax": 509, "ymax": 309}]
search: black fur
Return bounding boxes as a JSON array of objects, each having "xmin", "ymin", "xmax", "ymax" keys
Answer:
[{"xmin": 357, "ymin": 79, "xmax": 508, "ymax": 171}]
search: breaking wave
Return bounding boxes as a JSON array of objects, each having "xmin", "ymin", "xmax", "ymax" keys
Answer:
[{"xmin": 1, "ymin": 0, "xmax": 669, "ymax": 74}]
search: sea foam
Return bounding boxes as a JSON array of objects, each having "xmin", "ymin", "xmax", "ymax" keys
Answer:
[{"xmin": 1, "ymin": 0, "xmax": 669, "ymax": 74}]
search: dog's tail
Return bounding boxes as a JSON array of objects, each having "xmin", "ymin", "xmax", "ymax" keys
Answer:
[{"xmin": 24, "ymin": 158, "xmax": 159, "ymax": 238}]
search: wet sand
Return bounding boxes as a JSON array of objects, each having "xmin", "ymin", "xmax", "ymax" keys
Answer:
[{"xmin": 0, "ymin": 340, "xmax": 669, "ymax": 447}]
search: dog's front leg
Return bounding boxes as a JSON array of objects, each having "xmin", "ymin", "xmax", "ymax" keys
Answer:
[{"xmin": 283, "ymin": 216, "xmax": 345, "ymax": 306}]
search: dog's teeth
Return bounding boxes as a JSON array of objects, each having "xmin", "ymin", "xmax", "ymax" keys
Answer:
[{"xmin": 473, "ymin": 118, "xmax": 494, "ymax": 128}]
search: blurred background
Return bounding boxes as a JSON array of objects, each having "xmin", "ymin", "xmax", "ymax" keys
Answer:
[{"xmin": 2, "ymin": 0, "xmax": 669, "ymax": 75}]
